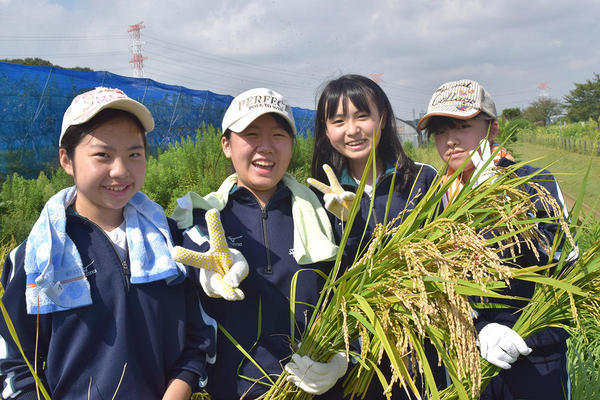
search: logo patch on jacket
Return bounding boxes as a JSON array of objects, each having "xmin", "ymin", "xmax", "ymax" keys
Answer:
[
  {"xmin": 227, "ymin": 235, "xmax": 243, "ymax": 247},
  {"xmin": 83, "ymin": 261, "xmax": 97, "ymax": 277}
]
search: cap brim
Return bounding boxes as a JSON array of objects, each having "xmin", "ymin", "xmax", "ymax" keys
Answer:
[
  {"xmin": 98, "ymin": 99, "xmax": 155, "ymax": 132},
  {"xmin": 417, "ymin": 109, "xmax": 481, "ymax": 131},
  {"xmin": 227, "ymin": 109, "xmax": 297, "ymax": 135}
]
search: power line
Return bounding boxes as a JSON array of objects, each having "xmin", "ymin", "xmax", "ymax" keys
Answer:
[
  {"xmin": 144, "ymin": 32, "xmax": 326, "ymax": 83},
  {"xmin": 144, "ymin": 50, "xmax": 313, "ymax": 91},
  {"xmin": 2, "ymin": 51, "xmax": 129, "ymax": 58},
  {"xmin": 0, "ymin": 34, "xmax": 128, "ymax": 41}
]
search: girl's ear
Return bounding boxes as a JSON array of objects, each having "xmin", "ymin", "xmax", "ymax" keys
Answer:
[
  {"xmin": 489, "ymin": 120, "xmax": 500, "ymax": 141},
  {"xmin": 221, "ymin": 135, "xmax": 232, "ymax": 158},
  {"xmin": 59, "ymin": 148, "xmax": 74, "ymax": 176}
]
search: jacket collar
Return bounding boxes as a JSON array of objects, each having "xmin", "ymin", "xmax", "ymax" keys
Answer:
[
  {"xmin": 230, "ymin": 181, "xmax": 291, "ymax": 207},
  {"xmin": 339, "ymin": 163, "xmax": 395, "ymax": 188}
]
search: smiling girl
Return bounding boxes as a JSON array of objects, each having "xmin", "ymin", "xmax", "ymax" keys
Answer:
[
  {"xmin": 308, "ymin": 74, "xmax": 444, "ymax": 398},
  {"xmin": 310, "ymin": 74, "xmax": 438, "ymax": 229},
  {"xmin": 171, "ymin": 88, "xmax": 344, "ymax": 399},
  {"xmin": 0, "ymin": 87, "xmax": 211, "ymax": 400}
]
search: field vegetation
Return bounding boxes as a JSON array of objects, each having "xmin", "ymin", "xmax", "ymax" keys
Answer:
[{"xmin": 0, "ymin": 123, "xmax": 598, "ymax": 398}]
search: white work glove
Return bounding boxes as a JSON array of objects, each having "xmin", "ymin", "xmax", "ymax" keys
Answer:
[
  {"xmin": 307, "ymin": 164, "xmax": 356, "ymax": 221},
  {"xmin": 284, "ymin": 352, "xmax": 348, "ymax": 395},
  {"xmin": 171, "ymin": 209, "xmax": 249, "ymax": 301},
  {"xmin": 478, "ymin": 323, "xmax": 532, "ymax": 369}
]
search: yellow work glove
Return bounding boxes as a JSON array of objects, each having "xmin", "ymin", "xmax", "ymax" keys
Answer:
[
  {"xmin": 307, "ymin": 164, "xmax": 356, "ymax": 221},
  {"xmin": 171, "ymin": 209, "xmax": 249, "ymax": 301}
]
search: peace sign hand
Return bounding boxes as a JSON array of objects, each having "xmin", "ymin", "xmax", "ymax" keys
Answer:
[
  {"xmin": 172, "ymin": 209, "xmax": 249, "ymax": 301},
  {"xmin": 307, "ymin": 164, "xmax": 356, "ymax": 221}
]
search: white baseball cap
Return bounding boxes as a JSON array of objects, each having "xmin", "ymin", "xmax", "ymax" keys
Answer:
[
  {"xmin": 221, "ymin": 88, "xmax": 297, "ymax": 135},
  {"xmin": 60, "ymin": 87, "xmax": 154, "ymax": 145},
  {"xmin": 417, "ymin": 79, "xmax": 497, "ymax": 131}
]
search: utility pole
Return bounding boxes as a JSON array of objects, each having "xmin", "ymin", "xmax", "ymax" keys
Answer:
[
  {"xmin": 537, "ymin": 82, "xmax": 550, "ymax": 99},
  {"xmin": 128, "ymin": 21, "xmax": 147, "ymax": 78}
]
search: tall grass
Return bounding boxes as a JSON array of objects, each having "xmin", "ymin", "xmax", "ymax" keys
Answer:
[{"xmin": 568, "ymin": 317, "xmax": 600, "ymax": 399}]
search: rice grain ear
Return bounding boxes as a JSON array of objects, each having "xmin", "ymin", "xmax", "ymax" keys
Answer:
[{"xmin": 259, "ymin": 150, "xmax": 588, "ymax": 399}]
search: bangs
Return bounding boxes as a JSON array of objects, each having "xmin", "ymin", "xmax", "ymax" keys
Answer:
[
  {"xmin": 323, "ymin": 83, "xmax": 375, "ymax": 121},
  {"xmin": 427, "ymin": 116, "xmax": 462, "ymax": 134}
]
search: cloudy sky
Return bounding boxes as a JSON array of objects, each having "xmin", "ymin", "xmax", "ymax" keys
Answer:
[{"xmin": 1, "ymin": 0, "xmax": 599, "ymax": 120}]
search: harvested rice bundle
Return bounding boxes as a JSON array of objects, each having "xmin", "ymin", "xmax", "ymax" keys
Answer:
[{"xmin": 260, "ymin": 158, "xmax": 570, "ymax": 400}]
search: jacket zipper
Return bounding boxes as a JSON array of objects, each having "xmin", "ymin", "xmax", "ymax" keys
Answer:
[
  {"xmin": 100, "ymin": 228, "xmax": 131, "ymax": 291},
  {"xmin": 76, "ymin": 215, "xmax": 131, "ymax": 291},
  {"xmin": 371, "ymin": 172, "xmax": 395, "ymax": 226},
  {"xmin": 354, "ymin": 172, "xmax": 392, "ymax": 226},
  {"xmin": 261, "ymin": 207, "xmax": 272, "ymax": 274}
]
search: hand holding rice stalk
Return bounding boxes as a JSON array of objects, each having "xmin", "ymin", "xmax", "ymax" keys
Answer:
[
  {"xmin": 439, "ymin": 242, "xmax": 600, "ymax": 400},
  {"xmin": 440, "ymin": 164, "xmax": 600, "ymax": 399},
  {"xmin": 259, "ymin": 145, "xmax": 574, "ymax": 399}
]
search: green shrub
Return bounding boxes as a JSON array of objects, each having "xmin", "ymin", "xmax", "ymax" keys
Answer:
[
  {"xmin": 143, "ymin": 124, "xmax": 230, "ymax": 215},
  {"xmin": 402, "ymin": 140, "xmax": 417, "ymax": 160},
  {"xmin": 0, "ymin": 168, "xmax": 72, "ymax": 245},
  {"xmin": 0, "ymin": 125, "xmax": 317, "ymax": 245}
]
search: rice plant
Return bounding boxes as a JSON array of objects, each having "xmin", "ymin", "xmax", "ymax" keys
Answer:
[
  {"xmin": 257, "ymin": 143, "xmax": 585, "ymax": 399},
  {"xmin": 567, "ymin": 317, "xmax": 600, "ymax": 399}
]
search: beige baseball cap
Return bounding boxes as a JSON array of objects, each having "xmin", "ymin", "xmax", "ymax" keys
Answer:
[
  {"xmin": 221, "ymin": 88, "xmax": 297, "ymax": 135},
  {"xmin": 417, "ymin": 79, "xmax": 497, "ymax": 131},
  {"xmin": 59, "ymin": 87, "xmax": 154, "ymax": 145}
]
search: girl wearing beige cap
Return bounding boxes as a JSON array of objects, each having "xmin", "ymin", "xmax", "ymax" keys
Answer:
[{"xmin": 420, "ymin": 79, "xmax": 574, "ymax": 400}]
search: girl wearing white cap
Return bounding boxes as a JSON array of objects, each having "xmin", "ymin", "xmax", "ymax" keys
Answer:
[
  {"xmin": 0, "ymin": 87, "xmax": 212, "ymax": 399},
  {"xmin": 170, "ymin": 88, "xmax": 346, "ymax": 399}
]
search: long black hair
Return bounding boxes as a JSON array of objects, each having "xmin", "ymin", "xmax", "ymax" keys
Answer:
[{"xmin": 311, "ymin": 74, "xmax": 418, "ymax": 190}]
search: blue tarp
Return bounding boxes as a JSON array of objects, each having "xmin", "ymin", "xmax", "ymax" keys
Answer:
[{"xmin": 0, "ymin": 61, "xmax": 315, "ymax": 177}]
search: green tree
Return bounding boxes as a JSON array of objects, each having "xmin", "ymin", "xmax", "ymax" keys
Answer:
[
  {"xmin": 0, "ymin": 57, "xmax": 92, "ymax": 71},
  {"xmin": 501, "ymin": 107, "xmax": 522, "ymax": 121},
  {"xmin": 564, "ymin": 73, "xmax": 600, "ymax": 122},
  {"xmin": 522, "ymin": 97, "xmax": 563, "ymax": 125}
]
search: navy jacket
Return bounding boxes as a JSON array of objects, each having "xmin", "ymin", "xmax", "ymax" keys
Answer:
[
  {"xmin": 182, "ymin": 183, "xmax": 337, "ymax": 400},
  {"xmin": 474, "ymin": 158, "xmax": 575, "ymax": 351},
  {"xmin": 331, "ymin": 162, "xmax": 438, "ymax": 266},
  {"xmin": 0, "ymin": 214, "xmax": 213, "ymax": 400}
]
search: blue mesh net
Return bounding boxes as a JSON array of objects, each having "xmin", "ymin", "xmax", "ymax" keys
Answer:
[{"xmin": 0, "ymin": 61, "xmax": 315, "ymax": 177}]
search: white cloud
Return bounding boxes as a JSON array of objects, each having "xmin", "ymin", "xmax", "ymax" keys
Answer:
[{"xmin": 1, "ymin": 0, "xmax": 599, "ymax": 115}]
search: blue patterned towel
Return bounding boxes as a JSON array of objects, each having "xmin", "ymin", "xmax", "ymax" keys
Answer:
[{"xmin": 24, "ymin": 186, "xmax": 185, "ymax": 314}]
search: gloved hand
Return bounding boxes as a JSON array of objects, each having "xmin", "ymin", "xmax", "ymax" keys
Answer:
[
  {"xmin": 284, "ymin": 352, "xmax": 348, "ymax": 395},
  {"xmin": 171, "ymin": 209, "xmax": 249, "ymax": 301},
  {"xmin": 478, "ymin": 323, "xmax": 532, "ymax": 369},
  {"xmin": 307, "ymin": 164, "xmax": 356, "ymax": 221}
]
